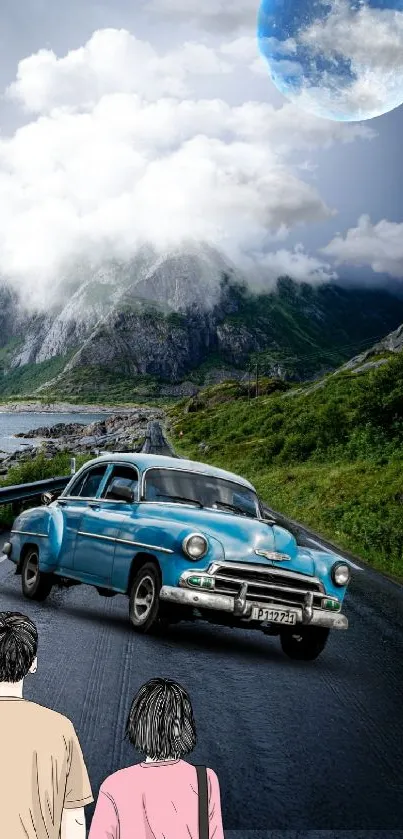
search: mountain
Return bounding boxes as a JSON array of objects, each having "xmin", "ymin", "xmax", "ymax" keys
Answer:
[
  {"xmin": 338, "ymin": 322, "xmax": 403, "ymax": 374},
  {"xmin": 1, "ymin": 246, "xmax": 403, "ymax": 401}
]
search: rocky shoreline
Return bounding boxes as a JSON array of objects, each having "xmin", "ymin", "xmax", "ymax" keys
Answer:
[
  {"xmin": 0, "ymin": 408, "xmax": 167, "ymax": 477},
  {"xmin": 0, "ymin": 401, "xmax": 142, "ymax": 414}
]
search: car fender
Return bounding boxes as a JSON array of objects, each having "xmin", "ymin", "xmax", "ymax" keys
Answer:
[
  {"xmin": 10, "ymin": 503, "xmax": 63, "ymax": 572},
  {"xmin": 158, "ymin": 532, "xmax": 225, "ymax": 588},
  {"xmin": 113, "ymin": 516, "xmax": 225, "ymax": 592},
  {"xmin": 309, "ymin": 549, "xmax": 351, "ymax": 601}
]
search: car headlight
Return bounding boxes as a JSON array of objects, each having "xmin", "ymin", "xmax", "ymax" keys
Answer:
[
  {"xmin": 182, "ymin": 533, "xmax": 208, "ymax": 560},
  {"xmin": 331, "ymin": 562, "xmax": 351, "ymax": 586}
]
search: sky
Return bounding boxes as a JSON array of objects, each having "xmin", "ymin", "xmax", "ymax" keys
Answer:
[{"xmin": 1, "ymin": 0, "xmax": 403, "ymax": 309}]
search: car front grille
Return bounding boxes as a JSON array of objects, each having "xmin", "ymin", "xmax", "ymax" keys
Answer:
[{"xmin": 208, "ymin": 562, "xmax": 325, "ymax": 608}]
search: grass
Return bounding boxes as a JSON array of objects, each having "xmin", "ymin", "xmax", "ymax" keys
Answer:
[
  {"xmin": 29, "ymin": 366, "xmax": 177, "ymax": 406},
  {"xmin": 0, "ymin": 354, "xmax": 76, "ymax": 398},
  {"xmin": 1, "ymin": 342, "xmax": 402, "ymax": 579},
  {"xmin": 168, "ymin": 352, "xmax": 403, "ymax": 579}
]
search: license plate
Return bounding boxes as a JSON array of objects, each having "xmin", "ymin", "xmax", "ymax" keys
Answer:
[{"xmin": 251, "ymin": 606, "xmax": 297, "ymax": 625}]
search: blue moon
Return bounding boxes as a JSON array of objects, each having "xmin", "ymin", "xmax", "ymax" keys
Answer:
[{"xmin": 257, "ymin": 0, "xmax": 403, "ymax": 121}]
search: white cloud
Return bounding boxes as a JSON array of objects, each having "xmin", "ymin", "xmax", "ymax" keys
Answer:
[
  {"xmin": 0, "ymin": 28, "xmax": 375, "ymax": 309},
  {"xmin": 250, "ymin": 245, "xmax": 337, "ymax": 285},
  {"xmin": 7, "ymin": 29, "xmax": 232, "ymax": 112},
  {"xmin": 220, "ymin": 35, "xmax": 259, "ymax": 63},
  {"xmin": 322, "ymin": 216, "xmax": 403, "ymax": 278},
  {"xmin": 220, "ymin": 35, "xmax": 300, "ymax": 78}
]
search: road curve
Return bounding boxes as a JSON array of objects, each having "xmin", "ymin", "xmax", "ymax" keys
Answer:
[{"xmin": 0, "ymin": 422, "xmax": 402, "ymax": 831}]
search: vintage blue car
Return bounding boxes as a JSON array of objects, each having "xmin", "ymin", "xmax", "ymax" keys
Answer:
[{"xmin": 3, "ymin": 452, "xmax": 351, "ymax": 660}]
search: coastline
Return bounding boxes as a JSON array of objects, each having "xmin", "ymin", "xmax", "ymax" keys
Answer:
[
  {"xmin": 0, "ymin": 407, "xmax": 167, "ymax": 471},
  {"xmin": 0, "ymin": 401, "xmax": 141, "ymax": 414}
]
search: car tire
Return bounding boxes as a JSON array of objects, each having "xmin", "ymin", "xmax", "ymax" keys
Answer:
[
  {"xmin": 280, "ymin": 626, "xmax": 330, "ymax": 661},
  {"xmin": 129, "ymin": 563, "xmax": 161, "ymax": 633},
  {"xmin": 21, "ymin": 548, "xmax": 54, "ymax": 602}
]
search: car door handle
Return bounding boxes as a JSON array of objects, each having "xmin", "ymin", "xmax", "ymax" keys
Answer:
[{"xmin": 87, "ymin": 502, "xmax": 101, "ymax": 510}]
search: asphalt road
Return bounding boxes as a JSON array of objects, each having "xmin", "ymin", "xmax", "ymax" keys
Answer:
[{"xmin": 1, "ymin": 527, "xmax": 402, "ymax": 832}]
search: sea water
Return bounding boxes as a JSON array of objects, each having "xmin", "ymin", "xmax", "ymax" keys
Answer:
[{"xmin": 0, "ymin": 412, "xmax": 109, "ymax": 454}]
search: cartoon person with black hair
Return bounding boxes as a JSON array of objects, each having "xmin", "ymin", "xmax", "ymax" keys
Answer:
[
  {"xmin": 89, "ymin": 677, "xmax": 224, "ymax": 839},
  {"xmin": 0, "ymin": 611, "xmax": 93, "ymax": 838}
]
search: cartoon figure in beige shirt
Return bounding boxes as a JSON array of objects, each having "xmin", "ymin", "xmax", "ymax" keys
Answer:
[{"xmin": 0, "ymin": 611, "xmax": 93, "ymax": 839}]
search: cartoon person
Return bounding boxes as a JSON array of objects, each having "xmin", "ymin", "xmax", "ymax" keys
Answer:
[
  {"xmin": 89, "ymin": 677, "xmax": 224, "ymax": 839},
  {"xmin": 0, "ymin": 611, "xmax": 93, "ymax": 838}
]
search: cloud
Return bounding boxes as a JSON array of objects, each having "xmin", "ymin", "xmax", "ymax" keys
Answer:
[
  {"xmin": 145, "ymin": 0, "xmax": 257, "ymax": 33},
  {"xmin": 220, "ymin": 35, "xmax": 300, "ymax": 78},
  {"xmin": 7, "ymin": 29, "xmax": 232, "ymax": 112},
  {"xmin": 249, "ymin": 244, "xmax": 337, "ymax": 285},
  {"xmin": 322, "ymin": 216, "xmax": 403, "ymax": 279},
  {"xmin": 0, "ymin": 28, "xmax": 374, "ymax": 310},
  {"xmin": 260, "ymin": 0, "xmax": 403, "ymax": 120}
]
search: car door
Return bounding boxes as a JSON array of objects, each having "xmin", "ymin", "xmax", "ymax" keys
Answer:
[
  {"xmin": 56, "ymin": 463, "xmax": 110, "ymax": 574},
  {"xmin": 72, "ymin": 463, "xmax": 140, "ymax": 587}
]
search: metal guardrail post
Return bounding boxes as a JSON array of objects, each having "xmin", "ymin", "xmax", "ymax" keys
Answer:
[{"xmin": 70, "ymin": 457, "xmax": 76, "ymax": 475}]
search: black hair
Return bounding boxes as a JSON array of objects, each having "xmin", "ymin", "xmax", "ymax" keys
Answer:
[
  {"xmin": 125, "ymin": 678, "xmax": 197, "ymax": 760},
  {"xmin": 0, "ymin": 612, "xmax": 38, "ymax": 683}
]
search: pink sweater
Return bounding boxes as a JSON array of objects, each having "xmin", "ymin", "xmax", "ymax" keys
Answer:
[{"xmin": 88, "ymin": 759, "xmax": 224, "ymax": 839}]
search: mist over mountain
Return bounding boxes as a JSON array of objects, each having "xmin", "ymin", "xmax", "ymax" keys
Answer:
[{"xmin": 1, "ymin": 245, "xmax": 403, "ymax": 402}]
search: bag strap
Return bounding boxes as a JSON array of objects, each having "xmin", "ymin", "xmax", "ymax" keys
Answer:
[{"xmin": 196, "ymin": 765, "xmax": 209, "ymax": 839}]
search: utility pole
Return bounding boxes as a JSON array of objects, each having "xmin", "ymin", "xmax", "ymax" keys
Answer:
[{"xmin": 255, "ymin": 362, "xmax": 259, "ymax": 398}]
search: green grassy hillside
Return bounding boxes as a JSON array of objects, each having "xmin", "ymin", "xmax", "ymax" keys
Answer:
[{"xmin": 168, "ymin": 353, "xmax": 403, "ymax": 578}]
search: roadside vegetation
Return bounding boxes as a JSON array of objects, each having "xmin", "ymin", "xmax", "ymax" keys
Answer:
[
  {"xmin": 1, "ymin": 350, "xmax": 402, "ymax": 579},
  {"xmin": 168, "ymin": 353, "xmax": 403, "ymax": 578},
  {"xmin": 0, "ymin": 452, "xmax": 92, "ymax": 528}
]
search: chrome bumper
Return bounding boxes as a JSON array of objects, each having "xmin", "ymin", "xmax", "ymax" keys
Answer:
[{"xmin": 159, "ymin": 585, "xmax": 348, "ymax": 629}]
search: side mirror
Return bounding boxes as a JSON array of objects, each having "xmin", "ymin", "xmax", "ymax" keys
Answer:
[
  {"xmin": 106, "ymin": 481, "xmax": 135, "ymax": 503},
  {"xmin": 42, "ymin": 492, "xmax": 55, "ymax": 505}
]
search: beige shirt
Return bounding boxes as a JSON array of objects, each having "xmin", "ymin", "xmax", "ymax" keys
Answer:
[{"xmin": 0, "ymin": 696, "xmax": 93, "ymax": 839}]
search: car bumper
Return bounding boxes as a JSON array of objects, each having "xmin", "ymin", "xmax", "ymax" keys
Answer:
[{"xmin": 159, "ymin": 585, "xmax": 348, "ymax": 629}]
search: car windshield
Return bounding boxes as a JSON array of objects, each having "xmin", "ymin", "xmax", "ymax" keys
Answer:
[{"xmin": 143, "ymin": 468, "xmax": 260, "ymax": 518}]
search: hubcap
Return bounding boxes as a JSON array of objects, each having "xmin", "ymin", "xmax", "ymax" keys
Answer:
[
  {"xmin": 25, "ymin": 554, "xmax": 39, "ymax": 590},
  {"xmin": 132, "ymin": 575, "xmax": 155, "ymax": 623}
]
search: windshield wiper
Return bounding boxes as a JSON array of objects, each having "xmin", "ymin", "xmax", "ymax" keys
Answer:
[
  {"xmin": 154, "ymin": 493, "xmax": 204, "ymax": 508},
  {"xmin": 210, "ymin": 500, "xmax": 251, "ymax": 517}
]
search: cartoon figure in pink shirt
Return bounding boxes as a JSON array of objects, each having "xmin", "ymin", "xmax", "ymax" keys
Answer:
[{"xmin": 89, "ymin": 677, "xmax": 224, "ymax": 839}]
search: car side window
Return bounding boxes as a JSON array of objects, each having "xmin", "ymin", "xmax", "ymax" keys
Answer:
[
  {"xmin": 68, "ymin": 465, "xmax": 108, "ymax": 498},
  {"xmin": 101, "ymin": 465, "xmax": 139, "ymax": 499}
]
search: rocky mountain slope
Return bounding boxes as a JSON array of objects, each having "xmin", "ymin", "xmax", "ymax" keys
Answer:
[
  {"xmin": 338, "ymin": 322, "xmax": 403, "ymax": 374},
  {"xmin": 1, "ymin": 245, "xmax": 403, "ymax": 400}
]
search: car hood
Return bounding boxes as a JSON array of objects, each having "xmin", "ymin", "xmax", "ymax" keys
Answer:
[{"xmin": 143, "ymin": 503, "xmax": 316, "ymax": 576}]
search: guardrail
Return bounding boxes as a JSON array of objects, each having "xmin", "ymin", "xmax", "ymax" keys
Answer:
[
  {"xmin": 0, "ymin": 420, "xmax": 175, "ymax": 512},
  {"xmin": 0, "ymin": 476, "xmax": 70, "ymax": 509}
]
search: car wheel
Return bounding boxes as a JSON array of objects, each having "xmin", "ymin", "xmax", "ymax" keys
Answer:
[
  {"xmin": 280, "ymin": 627, "xmax": 330, "ymax": 661},
  {"xmin": 129, "ymin": 563, "xmax": 161, "ymax": 633},
  {"xmin": 21, "ymin": 548, "xmax": 54, "ymax": 602}
]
